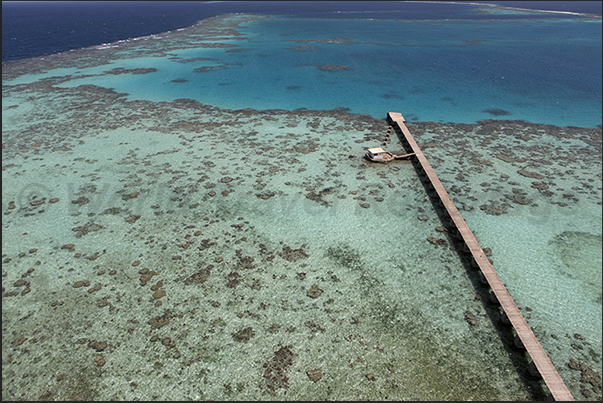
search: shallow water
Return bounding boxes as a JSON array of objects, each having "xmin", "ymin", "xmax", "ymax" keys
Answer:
[{"xmin": 2, "ymin": 11, "xmax": 602, "ymax": 401}]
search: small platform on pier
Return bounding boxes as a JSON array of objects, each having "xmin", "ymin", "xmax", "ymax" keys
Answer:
[{"xmin": 365, "ymin": 147, "xmax": 415, "ymax": 163}]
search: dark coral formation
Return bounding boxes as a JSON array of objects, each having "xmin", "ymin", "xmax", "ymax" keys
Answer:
[
  {"xmin": 290, "ymin": 37, "xmax": 358, "ymax": 44},
  {"xmin": 306, "ymin": 285, "xmax": 324, "ymax": 298},
  {"xmin": 286, "ymin": 45, "xmax": 318, "ymax": 50},
  {"xmin": 306, "ymin": 368, "xmax": 322, "ymax": 382},
  {"xmin": 232, "ymin": 327, "xmax": 255, "ymax": 342},
  {"xmin": 263, "ymin": 345, "xmax": 296, "ymax": 393},
  {"xmin": 317, "ymin": 64, "xmax": 349, "ymax": 72},
  {"xmin": 568, "ymin": 359, "xmax": 602, "ymax": 399},
  {"xmin": 103, "ymin": 67, "xmax": 158, "ymax": 75},
  {"xmin": 148, "ymin": 311, "xmax": 172, "ymax": 330},
  {"xmin": 71, "ymin": 222, "xmax": 103, "ymax": 237},
  {"xmin": 226, "ymin": 271, "xmax": 242, "ymax": 288},
  {"xmin": 279, "ymin": 245, "xmax": 309, "ymax": 262},
  {"xmin": 464, "ymin": 311, "xmax": 478, "ymax": 327},
  {"xmin": 482, "ymin": 109, "xmax": 511, "ymax": 116},
  {"xmin": 184, "ymin": 267, "xmax": 211, "ymax": 285}
]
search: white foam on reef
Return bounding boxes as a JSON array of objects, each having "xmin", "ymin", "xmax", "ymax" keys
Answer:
[
  {"xmin": 415, "ymin": 1, "xmax": 597, "ymax": 17},
  {"xmin": 95, "ymin": 44, "xmax": 120, "ymax": 50}
]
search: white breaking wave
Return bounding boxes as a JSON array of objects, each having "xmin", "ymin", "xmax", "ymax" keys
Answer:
[{"xmin": 403, "ymin": 1, "xmax": 595, "ymax": 17}]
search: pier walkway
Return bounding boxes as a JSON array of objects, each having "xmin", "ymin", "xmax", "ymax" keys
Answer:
[{"xmin": 386, "ymin": 112, "xmax": 574, "ymax": 401}]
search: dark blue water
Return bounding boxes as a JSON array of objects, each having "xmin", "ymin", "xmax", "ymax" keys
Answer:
[{"xmin": 3, "ymin": 1, "xmax": 601, "ymax": 61}]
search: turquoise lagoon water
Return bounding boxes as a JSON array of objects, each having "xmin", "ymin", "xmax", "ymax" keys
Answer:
[{"xmin": 2, "ymin": 10, "xmax": 602, "ymax": 401}]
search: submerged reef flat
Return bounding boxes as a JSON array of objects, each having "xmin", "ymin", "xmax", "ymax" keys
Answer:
[
  {"xmin": 3, "ymin": 13, "xmax": 602, "ymax": 402},
  {"xmin": 3, "ymin": 82, "xmax": 602, "ymax": 401}
]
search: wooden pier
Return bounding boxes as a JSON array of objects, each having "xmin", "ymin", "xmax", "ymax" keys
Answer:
[{"xmin": 386, "ymin": 112, "xmax": 574, "ymax": 401}]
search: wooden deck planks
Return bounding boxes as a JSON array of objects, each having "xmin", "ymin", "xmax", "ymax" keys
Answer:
[{"xmin": 387, "ymin": 112, "xmax": 574, "ymax": 401}]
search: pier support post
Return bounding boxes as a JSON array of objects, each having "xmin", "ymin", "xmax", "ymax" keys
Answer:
[
  {"xmin": 514, "ymin": 334, "xmax": 525, "ymax": 349},
  {"xmin": 500, "ymin": 312, "xmax": 512, "ymax": 325},
  {"xmin": 528, "ymin": 361, "xmax": 541, "ymax": 378}
]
